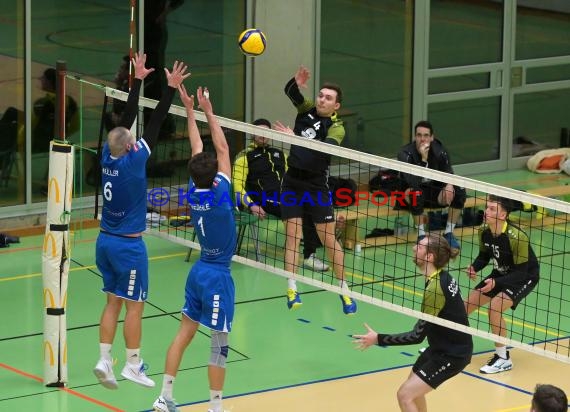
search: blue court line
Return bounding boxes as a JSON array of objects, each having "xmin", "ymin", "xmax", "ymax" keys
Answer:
[
  {"xmin": 460, "ymin": 370, "xmax": 533, "ymax": 396},
  {"xmin": 138, "ymin": 364, "xmax": 415, "ymax": 412},
  {"xmin": 136, "ymin": 319, "xmax": 569, "ymax": 411},
  {"xmin": 164, "ymin": 362, "xmax": 534, "ymax": 412},
  {"xmin": 323, "ymin": 326, "xmax": 336, "ymax": 331},
  {"xmin": 138, "ymin": 342, "xmax": 569, "ymax": 412}
]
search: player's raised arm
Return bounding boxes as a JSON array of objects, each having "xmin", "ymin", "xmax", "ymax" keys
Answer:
[
  {"xmin": 117, "ymin": 52, "xmax": 154, "ymax": 129},
  {"xmin": 178, "ymin": 84, "xmax": 202, "ymax": 156},
  {"xmin": 142, "ymin": 60, "xmax": 190, "ymax": 151},
  {"xmin": 196, "ymin": 87, "xmax": 231, "ymax": 178},
  {"xmin": 284, "ymin": 66, "xmax": 309, "ymax": 108}
]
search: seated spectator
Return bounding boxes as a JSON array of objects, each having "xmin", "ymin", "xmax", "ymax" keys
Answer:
[
  {"xmin": 233, "ymin": 118, "xmax": 328, "ymax": 271},
  {"xmin": 397, "ymin": 120, "xmax": 466, "ymax": 250}
]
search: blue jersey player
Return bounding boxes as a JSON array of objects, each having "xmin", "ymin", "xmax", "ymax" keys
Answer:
[
  {"xmin": 93, "ymin": 53, "xmax": 189, "ymax": 390},
  {"xmin": 152, "ymin": 84, "xmax": 235, "ymax": 412}
]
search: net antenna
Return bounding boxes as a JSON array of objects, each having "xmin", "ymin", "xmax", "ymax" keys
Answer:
[
  {"xmin": 98, "ymin": 84, "xmax": 570, "ymax": 366},
  {"xmin": 129, "ymin": 0, "xmax": 136, "ymax": 90},
  {"xmin": 128, "ymin": 0, "xmax": 138, "ymax": 139}
]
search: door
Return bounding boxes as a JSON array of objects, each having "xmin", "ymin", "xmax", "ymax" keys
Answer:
[{"xmin": 508, "ymin": 1, "xmax": 570, "ymax": 168}]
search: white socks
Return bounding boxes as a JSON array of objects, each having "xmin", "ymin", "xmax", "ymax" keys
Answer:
[
  {"xmin": 496, "ymin": 346, "xmax": 507, "ymax": 359},
  {"xmin": 126, "ymin": 348, "xmax": 141, "ymax": 365},
  {"xmin": 417, "ymin": 224, "xmax": 426, "ymax": 237},
  {"xmin": 100, "ymin": 343, "xmax": 112, "ymax": 361},
  {"xmin": 161, "ymin": 374, "xmax": 175, "ymax": 400},
  {"xmin": 445, "ymin": 222, "xmax": 456, "ymax": 234},
  {"xmin": 288, "ymin": 278, "xmax": 297, "ymax": 290},
  {"xmin": 210, "ymin": 390, "xmax": 223, "ymax": 412},
  {"xmin": 339, "ymin": 280, "xmax": 350, "ymax": 295}
]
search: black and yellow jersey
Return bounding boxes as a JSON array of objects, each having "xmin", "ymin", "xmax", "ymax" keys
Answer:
[
  {"xmin": 472, "ymin": 220, "xmax": 540, "ymax": 287},
  {"xmin": 283, "ymin": 78, "xmax": 344, "ymax": 173},
  {"xmin": 378, "ymin": 270, "xmax": 473, "ymax": 358},
  {"xmin": 233, "ymin": 143, "xmax": 287, "ymax": 206}
]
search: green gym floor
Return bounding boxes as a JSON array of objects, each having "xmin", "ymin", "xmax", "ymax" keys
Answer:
[
  {"xmin": 1, "ymin": 170, "xmax": 570, "ymax": 412},
  {"xmin": 1, "ymin": 0, "xmax": 569, "ymax": 408}
]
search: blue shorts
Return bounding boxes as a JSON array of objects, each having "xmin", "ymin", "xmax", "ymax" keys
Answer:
[
  {"xmin": 182, "ymin": 260, "xmax": 235, "ymax": 332},
  {"xmin": 95, "ymin": 232, "xmax": 148, "ymax": 301}
]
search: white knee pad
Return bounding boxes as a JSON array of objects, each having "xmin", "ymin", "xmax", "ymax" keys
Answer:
[{"xmin": 209, "ymin": 330, "xmax": 229, "ymax": 368}]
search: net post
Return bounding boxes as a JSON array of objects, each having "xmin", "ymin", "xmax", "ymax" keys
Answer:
[
  {"xmin": 55, "ymin": 61, "xmax": 67, "ymax": 142},
  {"xmin": 44, "ymin": 60, "xmax": 72, "ymax": 386}
]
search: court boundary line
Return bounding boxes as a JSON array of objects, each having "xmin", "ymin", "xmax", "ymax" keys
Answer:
[
  {"xmin": 143, "ymin": 349, "xmax": 541, "ymax": 412},
  {"xmin": 0, "ymin": 362, "xmax": 125, "ymax": 411}
]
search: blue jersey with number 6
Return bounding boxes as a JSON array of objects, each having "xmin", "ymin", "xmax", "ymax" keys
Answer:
[
  {"xmin": 188, "ymin": 172, "xmax": 236, "ymax": 266},
  {"xmin": 100, "ymin": 138, "xmax": 150, "ymax": 234}
]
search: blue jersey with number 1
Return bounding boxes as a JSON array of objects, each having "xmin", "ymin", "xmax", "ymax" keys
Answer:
[{"xmin": 188, "ymin": 172, "xmax": 236, "ymax": 266}]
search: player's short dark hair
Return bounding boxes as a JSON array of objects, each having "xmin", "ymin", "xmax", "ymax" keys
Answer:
[
  {"xmin": 188, "ymin": 152, "xmax": 218, "ymax": 189},
  {"xmin": 532, "ymin": 384, "xmax": 568, "ymax": 412},
  {"xmin": 321, "ymin": 82, "xmax": 343, "ymax": 104},
  {"xmin": 253, "ymin": 118, "xmax": 271, "ymax": 128},
  {"xmin": 425, "ymin": 233, "xmax": 459, "ymax": 267},
  {"xmin": 488, "ymin": 194, "xmax": 513, "ymax": 214},
  {"xmin": 414, "ymin": 120, "xmax": 434, "ymax": 136}
]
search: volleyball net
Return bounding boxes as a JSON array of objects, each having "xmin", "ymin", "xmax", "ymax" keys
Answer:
[{"xmin": 67, "ymin": 75, "xmax": 570, "ymax": 365}]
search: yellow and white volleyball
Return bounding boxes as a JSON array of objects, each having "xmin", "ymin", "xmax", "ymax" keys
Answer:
[{"xmin": 238, "ymin": 28, "xmax": 267, "ymax": 56}]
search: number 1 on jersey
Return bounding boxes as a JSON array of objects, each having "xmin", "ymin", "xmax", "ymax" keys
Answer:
[{"xmin": 197, "ymin": 216, "xmax": 205, "ymax": 237}]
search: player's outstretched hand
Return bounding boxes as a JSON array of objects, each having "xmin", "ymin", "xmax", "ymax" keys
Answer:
[
  {"xmin": 273, "ymin": 121, "xmax": 294, "ymax": 135},
  {"xmin": 165, "ymin": 60, "xmax": 190, "ymax": 89},
  {"xmin": 196, "ymin": 86, "xmax": 213, "ymax": 114},
  {"xmin": 352, "ymin": 323, "xmax": 378, "ymax": 350},
  {"xmin": 295, "ymin": 65, "xmax": 310, "ymax": 89},
  {"xmin": 178, "ymin": 84, "xmax": 194, "ymax": 112},
  {"xmin": 132, "ymin": 52, "xmax": 155, "ymax": 80}
]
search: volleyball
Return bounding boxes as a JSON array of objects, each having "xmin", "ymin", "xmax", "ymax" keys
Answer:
[{"xmin": 238, "ymin": 28, "xmax": 266, "ymax": 56}]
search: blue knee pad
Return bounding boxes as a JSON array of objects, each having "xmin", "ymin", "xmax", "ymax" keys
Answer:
[{"xmin": 209, "ymin": 330, "xmax": 229, "ymax": 368}]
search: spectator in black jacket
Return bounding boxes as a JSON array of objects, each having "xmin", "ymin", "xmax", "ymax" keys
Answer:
[{"xmin": 397, "ymin": 120, "xmax": 466, "ymax": 250}]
